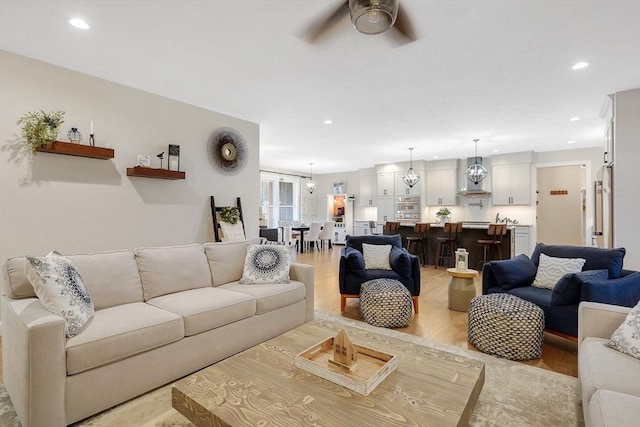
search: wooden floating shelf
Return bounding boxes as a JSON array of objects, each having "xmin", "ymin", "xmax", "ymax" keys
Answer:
[
  {"xmin": 37, "ymin": 141, "xmax": 115, "ymax": 160},
  {"xmin": 126, "ymin": 167, "xmax": 186, "ymax": 180}
]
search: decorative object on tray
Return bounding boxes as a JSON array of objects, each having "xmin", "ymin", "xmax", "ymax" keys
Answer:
[
  {"xmin": 136, "ymin": 154, "xmax": 151, "ymax": 167},
  {"xmin": 16, "ymin": 109, "xmax": 65, "ymax": 153},
  {"xmin": 436, "ymin": 207, "xmax": 452, "ymax": 223},
  {"xmin": 67, "ymin": 127, "xmax": 82, "ymax": 144},
  {"xmin": 328, "ymin": 329, "xmax": 358, "ymax": 373},
  {"xmin": 456, "ymin": 248, "xmax": 469, "ymax": 271},
  {"xmin": 168, "ymin": 144, "xmax": 180, "ymax": 171},
  {"xmin": 208, "ymin": 127, "xmax": 247, "ymax": 173},
  {"xmin": 156, "ymin": 151, "xmax": 164, "ymax": 168},
  {"xmin": 294, "ymin": 329, "xmax": 398, "ymax": 396}
]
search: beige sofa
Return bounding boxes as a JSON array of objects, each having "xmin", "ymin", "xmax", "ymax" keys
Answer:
[
  {"xmin": 578, "ymin": 302, "xmax": 640, "ymax": 426},
  {"xmin": 1, "ymin": 239, "xmax": 314, "ymax": 427}
]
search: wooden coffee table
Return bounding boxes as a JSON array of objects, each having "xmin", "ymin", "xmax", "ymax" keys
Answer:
[{"xmin": 172, "ymin": 319, "xmax": 485, "ymax": 426}]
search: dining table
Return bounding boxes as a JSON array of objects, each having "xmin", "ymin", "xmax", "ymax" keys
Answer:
[{"xmin": 292, "ymin": 226, "xmax": 310, "ymax": 253}]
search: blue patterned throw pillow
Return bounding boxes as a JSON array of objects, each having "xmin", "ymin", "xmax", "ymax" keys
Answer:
[
  {"xmin": 240, "ymin": 244, "xmax": 290, "ymax": 284},
  {"xmin": 25, "ymin": 251, "xmax": 94, "ymax": 337}
]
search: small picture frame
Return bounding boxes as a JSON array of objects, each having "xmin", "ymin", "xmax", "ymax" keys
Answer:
[{"xmin": 136, "ymin": 154, "xmax": 151, "ymax": 167}]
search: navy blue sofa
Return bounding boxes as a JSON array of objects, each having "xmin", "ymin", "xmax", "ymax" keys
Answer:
[
  {"xmin": 339, "ymin": 234, "xmax": 421, "ymax": 312},
  {"xmin": 482, "ymin": 243, "xmax": 640, "ymax": 337}
]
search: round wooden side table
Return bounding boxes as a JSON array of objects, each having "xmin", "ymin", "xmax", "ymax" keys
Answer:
[{"xmin": 446, "ymin": 268, "xmax": 479, "ymax": 312}]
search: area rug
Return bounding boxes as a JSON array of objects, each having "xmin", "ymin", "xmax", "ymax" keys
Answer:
[{"xmin": 0, "ymin": 311, "xmax": 584, "ymax": 426}]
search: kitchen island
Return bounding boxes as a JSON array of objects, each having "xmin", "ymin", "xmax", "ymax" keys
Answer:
[{"xmin": 395, "ymin": 223, "xmax": 517, "ymax": 268}]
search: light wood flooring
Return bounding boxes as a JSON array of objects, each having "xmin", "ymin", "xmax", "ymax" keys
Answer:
[
  {"xmin": 0, "ymin": 246, "xmax": 578, "ymax": 384},
  {"xmin": 296, "ymin": 245, "xmax": 578, "ymax": 378}
]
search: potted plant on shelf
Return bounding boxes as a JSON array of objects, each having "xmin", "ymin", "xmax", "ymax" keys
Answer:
[
  {"xmin": 16, "ymin": 109, "xmax": 65, "ymax": 153},
  {"xmin": 436, "ymin": 207, "xmax": 452, "ymax": 224}
]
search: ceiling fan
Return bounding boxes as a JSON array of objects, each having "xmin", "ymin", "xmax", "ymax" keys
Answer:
[{"xmin": 304, "ymin": 0, "xmax": 416, "ymax": 44}]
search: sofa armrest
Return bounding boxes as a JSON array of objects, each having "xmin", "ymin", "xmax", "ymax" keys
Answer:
[
  {"xmin": 410, "ymin": 253, "xmax": 421, "ymax": 296},
  {"xmin": 578, "ymin": 301, "xmax": 631, "ymax": 345},
  {"xmin": 581, "ymin": 271, "xmax": 640, "ymax": 307},
  {"xmin": 1, "ymin": 296, "xmax": 67, "ymax": 427},
  {"xmin": 289, "ymin": 262, "xmax": 314, "ymax": 322},
  {"xmin": 481, "ymin": 263, "xmax": 498, "ymax": 294}
]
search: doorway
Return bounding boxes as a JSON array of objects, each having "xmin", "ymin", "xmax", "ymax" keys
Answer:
[{"xmin": 536, "ymin": 165, "xmax": 587, "ymax": 246}]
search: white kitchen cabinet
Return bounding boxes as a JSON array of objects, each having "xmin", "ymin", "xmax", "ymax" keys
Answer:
[
  {"xmin": 377, "ymin": 196, "xmax": 395, "ymax": 223},
  {"xmin": 425, "ymin": 169, "xmax": 457, "ymax": 206},
  {"xmin": 377, "ymin": 173, "xmax": 395, "ymax": 196},
  {"xmin": 359, "ymin": 174, "xmax": 376, "ymax": 207},
  {"xmin": 514, "ymin": 226, "xmax": 531, "ymax": 256},
  {"xmin": 395, "ymin": 171, "xmax": 423, "ymax": 196},
  {"xmin": 492, "ymin": 163, "xmax": 531, "ymax": 205}
]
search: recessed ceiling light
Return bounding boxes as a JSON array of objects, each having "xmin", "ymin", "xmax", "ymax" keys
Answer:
[
  {"xmin": 492, "ymin": 149, "xmax": 500, "ymax": 153},
  {"xmin": 69, "ymin": 18, "xmax": 90, "ymax": 29},
  {"xmin": 432, "ymin": 155, "xmax": 439, "ymax": 159},
  {"xmin": 567, "ymin": 140, "xmax": 576, "ymax": 144},
  {"xmin": 322, "ymin": 120, "xmax": 333, "ymax": 125},
  {"xmin": 572, "ymin": 62, "xmax": 589, "ymax": 70},
  {"xmin": 569, "ymin": 117, "xmax": 581, "ymax": 121}
]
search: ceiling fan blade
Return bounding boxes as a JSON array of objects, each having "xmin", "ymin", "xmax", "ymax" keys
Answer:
[
  {"xmin": 302, "ymin": 1, "xmax": 349, "ymax": 43},
  {"xmin": 392, "ymin": 4, "xmax": 417, "ymax": 44}
]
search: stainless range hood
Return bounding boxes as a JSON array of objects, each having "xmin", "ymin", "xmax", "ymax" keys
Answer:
[{"xmin": 458, "ymin": 157, "xmax": 491, "ymax": 197}]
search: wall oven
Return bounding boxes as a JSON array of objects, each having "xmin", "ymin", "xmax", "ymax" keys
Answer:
[{"xmin": 396, "ymin": 196, "xmax": 421, "ymax": 223}]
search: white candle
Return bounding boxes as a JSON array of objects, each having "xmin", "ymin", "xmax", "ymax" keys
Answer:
[{"xmin": 90, "ymin": 121, "xmax": 94, "ymax": 134}]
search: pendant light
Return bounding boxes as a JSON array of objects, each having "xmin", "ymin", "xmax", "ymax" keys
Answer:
[
  {"xmin": 349, "ymin": 0, "xmax": 399, "ymax": 35},
  {"xmin": 402, "ymin": 147, "xmax": 420, "ymax": 188},
  {"xmin": 465, "ymin": 139, "xmax": 488, "ymax": 185},
  {"xmin": 305, "ymin": 163, "xmax": 318, "ymax": 194}
]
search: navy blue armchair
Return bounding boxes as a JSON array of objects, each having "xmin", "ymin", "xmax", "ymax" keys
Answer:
[
  {"xmin": 339, "ymin": 234, "xmax": 421, "ymax": 312},
  {"xmin": 482, "ymin": 243, "xmax": 640, "ymax": 337}
]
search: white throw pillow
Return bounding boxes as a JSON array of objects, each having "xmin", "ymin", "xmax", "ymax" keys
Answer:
[
  {"xmin": 531, "ymin": 253, "xmax": 586, "ymax": 290},
  {"xmin": 607, "ymin": 302, "xmax": 640, "ymax": 360},
  {"xmin": 240, "ymin": 244, "xmax": 290, "ymax": 284},
  {"xmin": 362, "ymin": 243, "xmax": 392, "ymax": 270},
  {"xmin": 25, "ymin": 251, "xmax": 94, "ymax": 337}
]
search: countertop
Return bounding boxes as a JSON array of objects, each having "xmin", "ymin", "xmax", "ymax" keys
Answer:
[{"xmin": 400, "ymin": 222, "xmax": 532, "ymax": 229}]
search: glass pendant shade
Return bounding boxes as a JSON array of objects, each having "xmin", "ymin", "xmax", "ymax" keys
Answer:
[
  {"xmin": 402, "ymin": 147, "xmax": 420, "ymax": 188},
  {"xmin": 349, "ymin": 0, "xmax": 399, "ymax": 35},
  {"xmin": 306, "ymin": 163, "xmax": 318, "ymax": 194},
  {"xmin": 465, "ymin": 139, "xmax": 488, "ymax": 185}
]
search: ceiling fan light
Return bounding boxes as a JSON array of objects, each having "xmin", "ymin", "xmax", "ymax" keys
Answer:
[{"xmin": 349, "ymin": 0, "xmax": 399, "ymax": 35}]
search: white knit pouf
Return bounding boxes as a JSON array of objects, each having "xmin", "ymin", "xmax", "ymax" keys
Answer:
[
  {"xmin": 359, "ymin": 278, "xmax": 413, "ymax": 328},
  {"xmin": 468, "ymin": 294, "xmax": 545, "ymax": 361}
]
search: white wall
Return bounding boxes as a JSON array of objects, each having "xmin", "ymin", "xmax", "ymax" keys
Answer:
[
  {"xmin": 613, "ymin": 88, "xmax": 640, "ymax": 270},
  {"xmin": 0, "ymin": 51, "xmax": 260, "ymax": 265}
]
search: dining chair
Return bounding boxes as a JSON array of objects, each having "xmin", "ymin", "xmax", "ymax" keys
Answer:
[
  {"xmin": 303, "ymin": 221, "xmax": 323, "ymax": 252},
  {"xmin": 317, "ymin": 221, "xmax": 335, "ymax": 250}
]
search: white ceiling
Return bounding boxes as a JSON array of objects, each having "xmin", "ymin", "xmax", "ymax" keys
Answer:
[{"xmin": 1, "ymin": 1, "xmax": 639, "ymax": 174}]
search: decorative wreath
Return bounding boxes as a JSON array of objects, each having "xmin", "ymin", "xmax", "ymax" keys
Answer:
[{"xmin": 208, "ymin": 128, "xmax": 247, "ymax": 173}]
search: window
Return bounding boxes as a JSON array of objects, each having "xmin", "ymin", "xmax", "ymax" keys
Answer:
[{"xmin": 260, "ymin": 172, "xmax": 301, "ymax": 227}]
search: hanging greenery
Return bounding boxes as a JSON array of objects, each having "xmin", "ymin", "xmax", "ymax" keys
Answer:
[
  {"xmin": 219, "ymin": 206, "xmax": 240, "ymax": 224},
  {"xmin": 16, "ymin": 109, "xmax": 65, "ymax": 153}
]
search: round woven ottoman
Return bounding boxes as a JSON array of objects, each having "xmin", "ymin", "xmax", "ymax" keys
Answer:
[
  {"xmin": 468, "ymin": 294, "xmax": 545, "ymax": 360},
  {"xmin": 359, "ymin": 278, "xmax": 413, "ymax": 328}
]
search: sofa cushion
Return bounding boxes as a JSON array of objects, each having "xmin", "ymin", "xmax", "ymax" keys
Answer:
[
  {"xmin": 389, "ymin": 246, "xmax": 412, "ymax": 278},
  {"xmin": 363, "ymin": 243, "xmax": 392, "ymax": 270},
  {"xmin": 204, "ymin": 238, "xmax": 262, "ymax": 286},
  {"xmin": 67, "ymin": 250, "xmax": 144, "ymax": 310},
  {"xmin": 489, "ymin": 254, "xmax": 537, "ymax": 290},
  {"xmin": 580, "ymin": 271, "xmax": 640, "ymax": 308},
  {"xmin": 135, "ymin": 244, "xmax": 212, "ymax": 300},
  {"xmin": 220, "ymin": 280, "xmax": 306, "ymax": 315},
  {"xmin": 146, "ymin": 287, "xmax": 255, "ymax": 336},
  {"xmin": 25, "ymin": 252, "xmax": 94, "ymax": 337},
  {"xmin": 531, "ymin": 254, "xmax": 585, "ymax": 290},
  {"xmin": 65, "ymin": 302, "xmax": 184, "ymax": 375},
  {"xmin": 588, "ymin": 389, "xmax": 640, "ymax": 427},
  {"xmin": 606, "ymin": 301, "xmax": 640, "ymax": 360},
  {"xmin": 2, "ymin": 256, "xmax": 36, "ymax": 298},
  {"xmin": 344, "ymin": 247, "xmax": 365, "ymax": 277},
  {"xmin": 551, "ymin": 269, "xmax": 609, "ymax": 306},
  {"xmin": 578, "ymin": 337, "xmax": 640, "ymax": 404},
  {"xmin": 531, "ymin": 243, "xmax": 625, "ymax": 279},
  {"xmin": 240, "ymin": 244, "xmax": 290, "ymax": 284}
]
